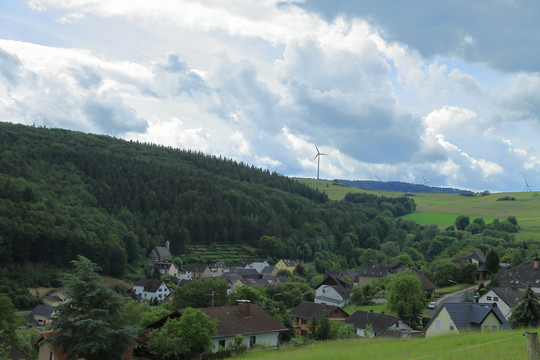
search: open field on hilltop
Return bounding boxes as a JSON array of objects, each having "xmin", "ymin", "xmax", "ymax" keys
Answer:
[
  {"xmin": 238, "ymin": 329, "xmax": 534, "ymax": 360},
  {"xmin": 298, "ymin": 178, "xmax": 540, "ymax": 241}
]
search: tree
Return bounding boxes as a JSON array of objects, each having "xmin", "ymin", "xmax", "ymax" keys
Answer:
[
  {"xmin": 49, "ymin": 256, "xmax": 139, "ymax": 360},
  {"xmin": 386, "ymin": 270, "xmax": 424, "ymax": 327},
  {"xmin": 485, "ymin": 248, "xmax": 500, "ymax": 275},
  {"xmin": 147, "ymin": 308, "xmax": 217, "ymax": 358},
  {"xmin": 455, "ymin": 215, "xmax": 470, "ymax": 231},
  {"xmin": 0, "ymin": 294, "xmax": 15, "ymax": 340},
  {"xmin": 172, "ymin": 277, "xmax": 229, "ymax": 308},
  {"xmin": 509, "ymin": 285, "xmax": 540, "ymax": 328}
]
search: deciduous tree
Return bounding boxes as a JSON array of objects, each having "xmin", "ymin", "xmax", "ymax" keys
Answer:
[{"xmin": 387, "ymin": 270, "xmax": 424, "ymax": 327}]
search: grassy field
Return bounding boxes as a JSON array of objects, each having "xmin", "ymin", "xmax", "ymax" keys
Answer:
[
  {"xmin": 237, "ymin": 328, "xmax": 535, "ymax": 360},
  {"xmin": 343, "ymin": 302, "xmax": 395, "ymax": 316},
  {"xmin": 297, "ymin": 178, "xmax": 540, "ymax": 241}
]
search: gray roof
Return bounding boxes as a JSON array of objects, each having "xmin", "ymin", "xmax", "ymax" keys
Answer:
[
  {"xmin": 150, "ymin": 246, "xmax": 172, "ymax": 261},
  {"xmin": 185, "ymin": 264, "xmax": 209, "ymax": 273},
  {"xmin": 486, "ymin": 287, "xmax": 530, "ymax": 308},
  {"xmin": 496, "ymin": 262, "xmax": 540, "ymax": 289},
  {"xmin": 425, "ymin": 303, "xmax": 511, "ymax": 332},
  {"xmin": 0, "ymin": 340, "xmax": 32, "ymax": 360},
  {"xmin": 357, "ymin": 264, "xmax": 391, "ymax": 278},
  {"xmin": 345, "ymin": 310, "xmax": 401, "ymax": 335},
  {"xmin": 134, "ymin": 279, "xmax": 164, "ymax": 293},
  {"xmin": 466, "ymin": 251, "xmax": 486, "ymax": 264},
  {"xmin": 32, "ymin": 304, "xmax": 55, "ymax": 316},
  {"xmin": 289, "ymin": 301, "xmax": 347, "ymax": 320}
]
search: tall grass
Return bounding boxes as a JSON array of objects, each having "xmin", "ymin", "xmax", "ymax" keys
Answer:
[{"xmin": 237, "ymin": 329, "xmax": 534, "ymax": 360}]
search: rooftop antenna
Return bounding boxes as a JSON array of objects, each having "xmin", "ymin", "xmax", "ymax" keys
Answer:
[
  {"xmin": 313, "ymin": 145, "xmax": 327, "ymax": 180},
  {"xmin": 523, "ymin": 176, "xmax": 534, "ymax": 192}
]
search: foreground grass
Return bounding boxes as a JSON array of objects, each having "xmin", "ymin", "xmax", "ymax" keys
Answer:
[{"xmin": 237, "ymin": 329, "xmax": 534, "ymax": 360}]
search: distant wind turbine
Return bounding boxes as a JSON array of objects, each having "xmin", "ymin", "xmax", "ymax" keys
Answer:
[
  {"xmin": 375, "ymin": 176, "xmax": 382, "ymax": 182},
  {"xmin": 523, "ymin": 176, "xmax": 534, "ymax": 192},
  {"xmin": 313, "ymin": 145, "xmax": 327, "ymax": 180},
  {"xmin": 423, "ymin": 176, "xmax": 432, "ymax": 185}
]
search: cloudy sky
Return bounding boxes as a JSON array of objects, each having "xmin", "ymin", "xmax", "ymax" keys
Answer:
[{"xmin": 1, "ymin": 1, "xmax": 540, "ymax": 192}]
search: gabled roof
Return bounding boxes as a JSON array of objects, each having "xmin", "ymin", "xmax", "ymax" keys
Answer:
[
  {"xmin": 425, "ymin": 303, "xmax": 511, "ymax": 332},
  {"xmin": 466, "ymin": 251, "xmax": 486, "ymax": 264},
  {"xmin": 416, "ymin": 272, "xmax": 436, "ymax": 291},
  {"xmin": 213, "ymin": 261, "xmax": 227, "ymax": 269},
  {"xmin": 134, "ymin": 279, "xmax": 164, "ymax": 293},
  {"xmin": 151, "ymin": 246, "xmax": 172, "ymax": 261},
  {"xmin": 261, "ymin": 265, "xmax": 278, "ymax": 274},
  {"xmin": 229, "ymin": 268, "xmax": 259, "ymax": 279},
  {"xmin": 357, "ymin": 264, "xmax": 391, "ymax": 278},
  {"xmin": 185, "ymin": 263, "xmax": 210, "ymax": 273},
  {"xmin": 198, "ymin": 304, "xmax": 288, "ymax": 338},
  {"xmin": 1, "ymin": 340, "xmax": 33, "ymax": 360},
  {"xmin": 154, "ymin": 262, "xmax": 175, "ymax": 269},
  {"xmin": 32, "ymin": 304, "xmax": 56, "ymax": 316},
  {"xmin": 496, "ymin": 262, "xmax": 540, "ymax": 289},
  {"xmin": 345, "ymin": 310, "xmax": 401, "ymax": 334},
  {"xmin": 317, "ymin": 273, "xmax": 352, "ymax": 291},
  {"xmin": 33, "ymin": 332, "xmax": 67, "ymax": 360},
  {"xmin": 289, "ymin": 301, "xmax": 348, "ymax": 321}
]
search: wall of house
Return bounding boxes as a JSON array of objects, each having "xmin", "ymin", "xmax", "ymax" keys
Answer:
[
  {"xmin": 425, "ymin": 308, "xmax": 459, "ymax": 337},
  {"xmin": 355, "ymin": 276, "xmax": 383, "ymax": 287},
  {"xmin": 481, "ymin": 312, "xmax": 502, "ymax": 331},
  {"xmin": 211, "ymin": 332, "xmax": 280, "ymax": 352}
]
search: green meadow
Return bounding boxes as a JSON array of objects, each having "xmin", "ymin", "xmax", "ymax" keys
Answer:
[
  {"xmin": 297, "ymin": 179, "xmax": 540, "ymax": 241},
  {"xmin": 238, "ymin": 329, "xmax": 534, "ymax": 360}
]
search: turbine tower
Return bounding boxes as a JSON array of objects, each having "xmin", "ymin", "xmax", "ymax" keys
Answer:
[
  {"xmin": 313, "ymin": 145, "xmax": 327, "ymax": 180},
  {"xmin": 523, "ymin": 176, "xmax": 534, "ymax": 192}
]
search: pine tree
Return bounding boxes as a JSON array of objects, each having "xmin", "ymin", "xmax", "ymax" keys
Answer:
[
  {"xmin": 509, "ymin": 284, "xmax": 540, "ymax": 328},
  {"xmin": 49, "ymin": 256, "xmax": 139, "ymax": 360}
]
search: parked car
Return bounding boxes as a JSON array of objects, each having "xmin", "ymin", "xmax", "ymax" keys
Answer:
[{"xmin": 428, "ymin": 301, "xmax": 437, "ymax": 309}]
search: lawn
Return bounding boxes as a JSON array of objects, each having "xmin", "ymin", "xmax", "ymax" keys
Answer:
[
  {"xmin": 343, "ymin": 302, "xmax": 395, "ymax": 316},
  {"xmin": 237, "ymin": 329, "xmax": 534, "ymax": 360}
]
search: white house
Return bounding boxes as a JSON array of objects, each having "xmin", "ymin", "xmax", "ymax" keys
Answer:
[
  {"xmin": 132, "ymin": 279, "xmax": 171, "ymax": 302},
  {"xmin": 345, "ymin": 310, "xmax": 412, "ymax": 338},
  {"xmin": 315, "ymin": 285, "xmax": 350, "ymax": 307},
  {"xmin": 477, "ymin": 287, "xmax": 525, "ymax": 319}
]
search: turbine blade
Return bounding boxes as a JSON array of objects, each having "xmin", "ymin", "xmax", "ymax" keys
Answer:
[{"xmin": 313, "ymin": 154, "xmax": 319, "ymax": 161}]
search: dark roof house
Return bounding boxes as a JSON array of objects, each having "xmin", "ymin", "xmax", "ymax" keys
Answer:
[
  {"xmin": 345, "ymin": 310, "xmax": 412, "ymax": 337},
  {"xmin": 289, "ymin": 301, "xmax": 348, "ymax": 321},
  {"xmin": 1, "ymin": 340, "xmax": 33, "ymax": 360},
  {"xmin": 496, "ymin": 261, "xmax": 540, "ymax": 290}
]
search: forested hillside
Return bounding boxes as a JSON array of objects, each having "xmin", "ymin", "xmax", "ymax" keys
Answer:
[{"xmin": 0, "ymin": 123, "xmax": 414, "ymax": 278}]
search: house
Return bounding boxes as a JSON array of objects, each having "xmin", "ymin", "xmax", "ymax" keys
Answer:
[
  {"xmin": 211, "ymin": 261, "xmax": 229, "ymax": 277},
  {"xmin": 416, "ymin": 272, "xmax": 437, "ymax": 297},
  {"xmin": 424, "ymin": 302, "xmax": 511, "ymax": 337},
  {"xmin": 495, "ymin": 260, "xmax": 540, "ymax": 293},
  {"xmin": 229, "ymin": 268, "xmax": 259, "ymax": 280},
  {"xmin": 153, "ymin": 262, "xmax": 178, "ymax": 277},
  {"xmin": 34, "ymin": 332, "xmax": 133, "ymax": 360},
  {"xmin": 466, "ymin": 251, "xmax": 489, "ymax": 281},
  {"xmin": 355, "ymin": 264, "xmax": 392, "ymax": 286},
  {"xmin": 0, "ymin": 339, "xmax": 33, "ymax": 360},
  {"xmin": 245, "ymin": 260, "xmax": 270, "ymax": 274},
  {"xmin": 345, "ymin": 310, "xmax": 413, "ymax": 338},
  {"xmin": 314, "ymin": 273, "xmax": 353, "ymax": 307},
  {"xmin": 185, "ymin": 264, "xmax": 212, "ymax": 279},
  {"xmin": 289, "ymin": 301, "xmax": 349, "ymax": 336},
  {"xmin": 275, "ymin": 259, "xmax": 296, "ymax": 273},
  {"xmin": 148, "ymin": 242, "xmax": 173, "ymax": 263},
  {"xmin": 32, "ymin": 304, "xmax": 56, "ymax": 326},
  {"xmin": 139, "ymin": 301, "xmax": 288, "ymax": 353},
  {"xmin": 132, "ymin": 279, "xmax": 171, "ymax": 302},
  {"xmin": 43, "ymin": 289, "xmax": 70, "ymax": 307},
  {"xmin": 477, "ymin": 287, "xmax": 529, "ymax": 319}
]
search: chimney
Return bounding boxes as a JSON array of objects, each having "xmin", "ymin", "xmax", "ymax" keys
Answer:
[
  {"xmin": 165, "ymin": 241, "xmax": 170, "ymax": 250},
  {"xmin": 237, "ymin": 300, "xmax": 251, "ymax": 317}
]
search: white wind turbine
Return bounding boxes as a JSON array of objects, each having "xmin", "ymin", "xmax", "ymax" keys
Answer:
[{"xmin": 313, "ymin": 145, "xmax": 327, "ymax": 180}]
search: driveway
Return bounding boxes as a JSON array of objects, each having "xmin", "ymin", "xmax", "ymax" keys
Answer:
[{"xmin": 423, "ymin": 285, "xmax": 477, "ymax": 317}]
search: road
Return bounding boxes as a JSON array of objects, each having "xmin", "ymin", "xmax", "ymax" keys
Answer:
[{"xmin": 423, "ymin": 285, "xmax": 477, "ymax": 317}]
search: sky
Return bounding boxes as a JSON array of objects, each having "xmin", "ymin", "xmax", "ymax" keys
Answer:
[{"xmin": 1, "ymin": 1, "xmax": 540, "ymax": 192}]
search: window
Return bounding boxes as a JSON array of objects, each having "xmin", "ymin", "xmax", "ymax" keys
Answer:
[
  {"xmin": 494, "ymin": 297, "xmax": 499, "ymax": 301},
  {"xmin": 486, "ymin": 296, "xmax": 492, "ymax": 301},
  {"xmin": 249, "ymin": 336, "xmax": 256, "ymax": 346},
  {"xmin": 301, "ymin": 319, "xmax": 308, "ymax": 325},
  {"xmin": 435, "ymin": 320, "xmax": 440, "ymax": 330},
  {"xmin": 219, "ymin": 340, "xmax": 226, "ymax": 348}
]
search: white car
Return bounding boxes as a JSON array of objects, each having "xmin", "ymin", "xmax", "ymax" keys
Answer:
[{"xmin": 428, "ymin": 301, "xmax": 437, "ymax": 309}]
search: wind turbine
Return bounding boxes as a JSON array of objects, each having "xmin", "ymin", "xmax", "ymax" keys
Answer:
[
  {"xmin": 423, "ymin": 176, "xmax": 431, "ymax": 185},
  {"xmin": 523, "ymin": 176, "xmax": 534, "ymax": 192},
  {"xmin": 313, "ymin": 145, "xmax": 327, "ymax": 180}
]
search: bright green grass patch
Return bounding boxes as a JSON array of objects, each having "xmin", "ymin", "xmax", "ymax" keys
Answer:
[
  {"xmin": 238, "ymin": 329, "xmax": 532, "ymax": 360},
  {"xmin": 435, "ymin": 284, "xmax": 473, "ymax": 296}
]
